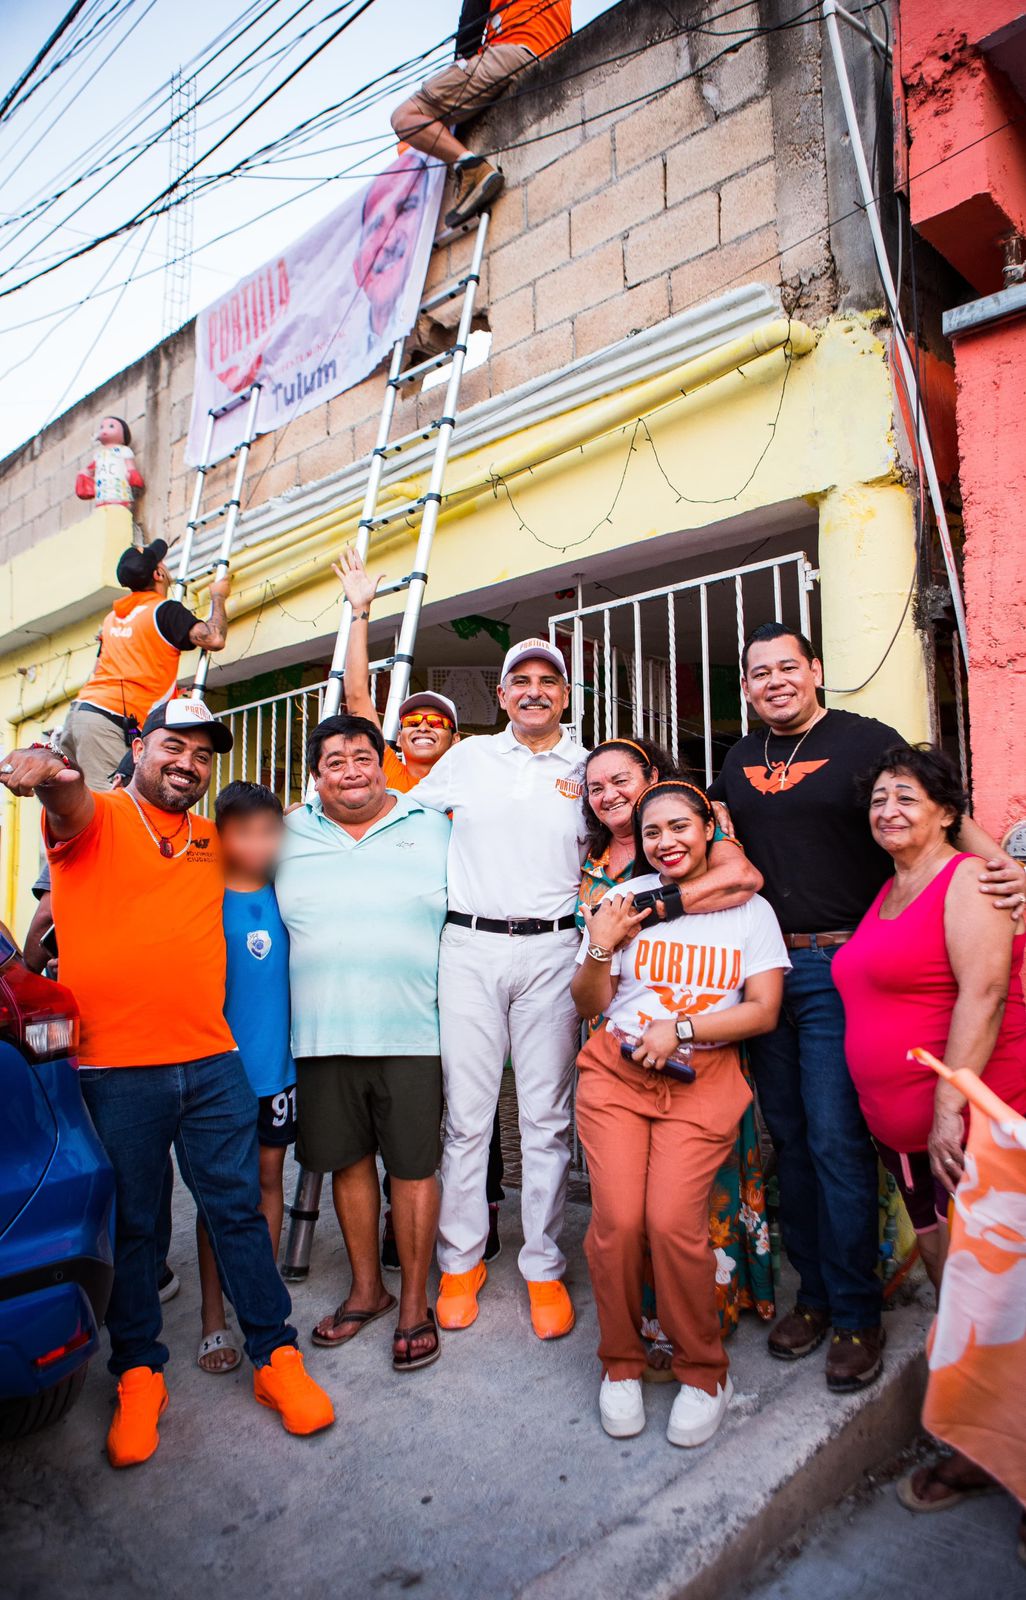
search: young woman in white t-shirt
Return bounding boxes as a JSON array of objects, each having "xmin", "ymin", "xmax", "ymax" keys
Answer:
[{"xmin": 571, "ymin": 780, "xmax": 789, "ymax": 1449}]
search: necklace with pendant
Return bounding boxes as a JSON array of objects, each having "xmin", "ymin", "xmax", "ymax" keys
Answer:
[
  {"xmin": 763, "ymin": 708, "xmax": 827, "ymax": 791},
  {"xmin": 125, "ymin": 790, "xmax": 193, "ymax": 858}
]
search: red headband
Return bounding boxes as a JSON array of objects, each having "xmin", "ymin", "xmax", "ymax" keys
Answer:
[{"xmin": 589, "ymin": 738, "xmax": 653, "ymax": 766}]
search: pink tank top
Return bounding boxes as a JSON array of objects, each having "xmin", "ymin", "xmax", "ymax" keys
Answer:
[{"xmin": 832, "ymin": 853, "xmax": 1026, "ymax": 1152}]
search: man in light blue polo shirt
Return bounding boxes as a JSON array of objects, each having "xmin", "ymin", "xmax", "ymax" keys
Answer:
[{"xmin": 275, "ymin": 713, "xmax": 450, "ymax": 1374}]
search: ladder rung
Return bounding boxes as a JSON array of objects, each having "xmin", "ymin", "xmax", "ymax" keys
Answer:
[
  {"xmin": 188, "ymin": 499, "xmax": 237, "ymax": 530},
  {"xmin": 420, "ymin": 271, "xmax": 478, "ymax": 314},
  {"xmin": 391, "ymin": 346, "xmax": 463, "ymax": 387},
  {"xmin": 364, "ymin": 494, "xmax": 438, "ymax": 532},
  {"xmin": 368, "ymin": 655, "xmax": 396, "ymax": 672},
  {"xmin": 210, "ymin": 387, "xmax": 258, "ymax": 421},
  {"xmin": 432, "ymin": 213, "xmax": 488, "ymax": 252},
  {"xmin": 377, "ymin": 419, "xmax": 447, "ymax": 459},
  {"xmin": 374, "ymin": 575, "xmax": 412, "ymax": 598}
]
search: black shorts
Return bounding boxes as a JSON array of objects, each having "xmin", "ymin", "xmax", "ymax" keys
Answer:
[
  {"xmin": 257, "ymin": 1085, "xmax": 298, "ymax": 1148},
  {"xmin": 876, "ymin": 1141, "xmax": 950, "ymax": 1232},
  {"xmin": 294, "ymin": 1055, "xmax": 442, "ymax": 1179}
]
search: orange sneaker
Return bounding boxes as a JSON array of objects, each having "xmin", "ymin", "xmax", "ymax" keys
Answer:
[
  {"xmin": 106, "ymin": 1367, "xmax": 168, "ymax": 1468},
  {"xmin": 253, "ymin": 1346, "xmax": 335, "ymax": 1435},
  {"xmin": 436, "ymin": 1261, "xmax": 487, "ymax": 1330},
  {"xmin": 528, "ymin": 1279, "xmax": 575, "ymax": 1340}
]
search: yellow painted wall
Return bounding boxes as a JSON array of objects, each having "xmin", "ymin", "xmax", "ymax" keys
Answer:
[{"xmin": 1, "ymin": 314, "xmax": 925, "ymax": 928}]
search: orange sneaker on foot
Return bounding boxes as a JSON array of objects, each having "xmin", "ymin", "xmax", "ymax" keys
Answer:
[
  {"xmin": 253, "ymin": 1346, "xmax": 335, "ymax": 1435},
  {"xmin": 436, "ymin": 1261, "xmax": 487, "ymax": 1330},
  {"xmin": 528, "ymin": 1279, "xmax": 575, "ymax": 1340},
  {"xmin": 107, "ymin": 1367, "xmax": 168, "ymax": 1468}
]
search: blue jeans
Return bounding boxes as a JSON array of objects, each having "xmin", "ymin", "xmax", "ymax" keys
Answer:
[
  {"xmin": 747, "ymin": 946, "xmax": 881, "ymax": 1329},
  {"xmin": 80, "ymin": 1051, "xmax": 296, "ymax": 1375}
]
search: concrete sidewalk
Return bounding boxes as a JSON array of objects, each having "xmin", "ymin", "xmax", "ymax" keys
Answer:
[{"xmin": 1, "ymin": 1162, "xmax": 933, "ymax": 1600}]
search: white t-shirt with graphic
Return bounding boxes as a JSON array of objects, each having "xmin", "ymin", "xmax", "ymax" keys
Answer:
[{"xmin": 577, "ymin": 873, "xmax": 790, "ymax": 1039}]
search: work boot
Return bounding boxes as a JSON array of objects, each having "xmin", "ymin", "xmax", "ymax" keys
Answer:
[
  {"xmin": 528, "ymin": 1279, "xmax": 575, "ymax": 1340},
  {"xmin": 253, "ymin": 1346, "xmax": 335, "ymax": 1435},
  {"xmin": 825, "ymin": 1326, "xmax": 886, "ymax": 1392},
  {"xmin": 436, "ymin": 1262, "xmax": 487, "ymax": 1330},
  {"xmin": 381, "ymin": 1207, "xmax": 400, "ymax": 1273},
  {"xmin": 483, "ymin": 1202, "xmax": 501, "ymax": 1263},
  {"xmin": 107, "ymin": 1367, "xmax": 168, "ymax": 1468},
  {"xmin": 767, "ymin": 1303, "xmax": 831, "ymax": 1360},
  {"xmin": 445, "ymin": 156, "xmax": 504, "ymax": 227}
]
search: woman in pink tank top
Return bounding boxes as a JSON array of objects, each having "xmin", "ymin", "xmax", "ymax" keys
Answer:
[{"xmin": 833, "ymin": 745, "xmax": 1026, "ymax": 1293}]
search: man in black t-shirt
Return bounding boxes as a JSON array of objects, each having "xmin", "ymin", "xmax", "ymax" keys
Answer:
[{"xmin": 711, "ymin": 622, "xmax": 1021, "ymax": 1392}]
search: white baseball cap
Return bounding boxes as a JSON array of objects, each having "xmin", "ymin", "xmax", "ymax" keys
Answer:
[
  {"xmin": 398, "ymin": 690, "xmax": 459, "ymax": 728},
  {"xmin": 140, "ymin": 696, "xmax": 234, "ymax": 753},
  {"xmin": 499, "ymin": 637, "xmax": 569, "ymax": 681}
]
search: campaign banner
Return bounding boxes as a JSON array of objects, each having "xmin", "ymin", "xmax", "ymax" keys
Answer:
[{"xmin": 186, "ymin": 150, "xmax": 444, "ymax": 465}]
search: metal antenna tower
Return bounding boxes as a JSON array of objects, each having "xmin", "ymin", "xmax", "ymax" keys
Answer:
[{"xmin": 161, "ymin": 68, "xmax": 197, "ymax": 338}]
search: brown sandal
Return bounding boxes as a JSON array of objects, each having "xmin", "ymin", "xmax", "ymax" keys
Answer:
[
  {"xmin": 392, "ymin": 1308, "xmax": 441, "ymax": 1372},
  {"xmin": 896, "ymin": 1457, "xmax": 998, "ymax": 1513},
  {"xmin": 311, "ymin": 1294, "xmax": 397, "ymax": 1348}
]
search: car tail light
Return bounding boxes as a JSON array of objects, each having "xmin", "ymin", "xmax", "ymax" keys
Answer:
[
  {"xmin": 33, "ymin": 1326, "xmax": 91, "ymax": 1368},
  {"xmin": 0, "ymin": 959, "xmax": 79, "ymax": 1063}
]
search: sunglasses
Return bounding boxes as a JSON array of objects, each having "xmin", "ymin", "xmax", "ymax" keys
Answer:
[{"xmin": 400, "ymin": 711, "xmax": 453, "ymax": 731}]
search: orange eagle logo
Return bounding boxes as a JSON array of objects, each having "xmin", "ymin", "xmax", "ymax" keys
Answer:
[
  {"xmin": 742, "ymin": 759, "xmax": 828, "ymax": 795},
  {"xmin": 648, "ymin": 985, "xmax": 727, "ymax": 1016}
]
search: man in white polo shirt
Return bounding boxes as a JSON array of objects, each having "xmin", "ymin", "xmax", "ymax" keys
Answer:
[{"xmin": 415, "ymin": 638, "xmax": 587, "ymax": 1340}]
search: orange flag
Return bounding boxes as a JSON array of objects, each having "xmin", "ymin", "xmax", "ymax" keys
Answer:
[{"xmin": 910, "ymin": 1048, "xmax": 1026, "ymax": 1507}]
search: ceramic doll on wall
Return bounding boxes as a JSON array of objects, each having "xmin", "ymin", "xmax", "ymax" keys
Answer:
[{"xmin": 75, "ymin": 416, "xmax": 145, "ymax": 508}]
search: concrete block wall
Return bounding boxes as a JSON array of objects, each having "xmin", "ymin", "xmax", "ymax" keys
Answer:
[{"xmin": 0, "ymin": 0, "xmax": 839, "ymax": 578}]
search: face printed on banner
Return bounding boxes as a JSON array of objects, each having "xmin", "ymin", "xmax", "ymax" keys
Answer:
[{"xmin": 354, "ymin": 152, "xmax": 429, "ymax": 334}]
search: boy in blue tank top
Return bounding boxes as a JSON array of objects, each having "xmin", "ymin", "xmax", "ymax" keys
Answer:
[{"xmin": 196, "ymin": 783, "xmax": 296, "ymax": 1374}]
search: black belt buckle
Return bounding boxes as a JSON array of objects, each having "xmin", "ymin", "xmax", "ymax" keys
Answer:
[{"xmin": 508, "ymin": 917, "xmax": 544, "ymax": 936}]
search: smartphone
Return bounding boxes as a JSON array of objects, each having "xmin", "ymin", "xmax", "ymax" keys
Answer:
[{"xmin": 619, "ymin": 1038, "xmax": 696, "ymax": 1084}]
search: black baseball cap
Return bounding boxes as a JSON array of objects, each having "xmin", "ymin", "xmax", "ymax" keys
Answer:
[
  {"xmin": 116, "ymin": 538, "xmax": 169, "ymax": 591},
  {"xmin": 139, "ymin": 697, "xmax": 234, "ymax": 753}
]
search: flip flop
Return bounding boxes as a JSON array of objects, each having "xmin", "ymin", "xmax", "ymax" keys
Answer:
[
  {"xmin": 197, "ymin": 1328, "xmax": 242, "ymax": 1374},
  {"xmin": 311, "ymin": 1294, "xmax": 397, "ymax": 1348},
  {"xmin": 392, "ymin": 1308, "xmax": 441, "ymax": 1372},
  {"xmin": 896, "ymin": 1459, "xmax": 999, "ymax": 1513}
]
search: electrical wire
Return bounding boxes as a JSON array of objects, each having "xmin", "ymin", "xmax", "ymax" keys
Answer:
[{"xmin": 0, "ymin": 0, "xmax": 90, "ymax": 123}]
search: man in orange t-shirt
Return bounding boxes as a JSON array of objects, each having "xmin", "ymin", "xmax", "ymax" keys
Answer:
[
  {"xmin": 391, "ymin": 1, "xmax": 572, "ymax": 227},
  {"xmin": 0, "ymin": 699, "xmax": 333, "ymax": 1467}
]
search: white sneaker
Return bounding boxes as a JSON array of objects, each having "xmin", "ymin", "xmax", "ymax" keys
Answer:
[
  {"xmin": 599, "ymin": 1374, "xmax": 646, "ymax": 1438},
  {"xmin": 666, "ymin": 1375, "xmax": 734, "ymax": 1448}
]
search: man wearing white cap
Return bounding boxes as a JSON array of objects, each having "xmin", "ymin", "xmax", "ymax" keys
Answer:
[{"xmin": 414, "ymin": 636, "xmax": 587, "ymax": 1340}]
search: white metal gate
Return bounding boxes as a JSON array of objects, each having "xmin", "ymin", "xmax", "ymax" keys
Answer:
[
  {"xmin": 198, "ymin": 678, "xmax": 330, "ymax": 816},
  {"xmin": 548, "ymin": 551, "xmax": 817, "ymax": 782}
]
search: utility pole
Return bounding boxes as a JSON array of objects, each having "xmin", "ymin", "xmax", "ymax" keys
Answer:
[{"xmin": 161, "ymin": 68, "xmax": 197, "ymax": 338}]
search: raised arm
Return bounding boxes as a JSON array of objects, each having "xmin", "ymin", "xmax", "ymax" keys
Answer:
[
  {"xmin": 187, "ymin": 574, "xmax": 231, "ymax": 653},
  {"xmin": 676, "ymin": 803, "xmax": 763, "ymax": 914},
  {"xmin": 332, "ymin": 546, "xmax": 383, "ymax": 724},
  {"xmin": 0, "ymin": 747, "xmax": 94, "ymax": 842},
  {"xmin": 931, "ymin": 856, "xmax": 1018, "ymax": 1190}
]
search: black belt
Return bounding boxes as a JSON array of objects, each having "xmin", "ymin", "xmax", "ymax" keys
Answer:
[
  {"xmin": 73, "ymin": 701, "xmax": 137, "ymax": 732},
  {"xmin": 445, "ymin": 911, "xmax": 577, "ymax": 936}
]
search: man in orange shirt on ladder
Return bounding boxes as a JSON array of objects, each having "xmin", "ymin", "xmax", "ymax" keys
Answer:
[{"xmin": 391, "ymin": 1, "xmax": 572, "ymax": 228}]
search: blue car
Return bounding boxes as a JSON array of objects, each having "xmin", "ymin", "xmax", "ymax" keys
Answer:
[{"xmin": 0, "ymin": 927, "xmax": 114, "ymax": 1439}]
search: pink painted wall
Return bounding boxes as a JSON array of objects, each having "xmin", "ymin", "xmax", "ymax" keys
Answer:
[
  {"xmin": 952, "ymin": 315, "xmax": 1026, "ymax": 836},
  {"xmin": 899, "ymin": 0, "xmax": 1026, "ymax": 292}
]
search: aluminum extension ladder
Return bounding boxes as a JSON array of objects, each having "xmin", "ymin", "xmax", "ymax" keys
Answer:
[
  {"xmin": 170, "ymin": 382, "xmax": 263, "ymax": 701},
  {"xmin": 281, "ymin": 209, "xmax": 490, "ymax": 1280}
]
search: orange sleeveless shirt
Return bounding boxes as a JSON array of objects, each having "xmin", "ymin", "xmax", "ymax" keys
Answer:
[{"xmin": 79, "ymin": 591, "xmax": 183, "ymax": 727}]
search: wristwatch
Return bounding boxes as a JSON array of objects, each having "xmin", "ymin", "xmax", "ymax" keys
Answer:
[
  {"xmin": 675, "ymin": 1016, "xmax": 695, "ymax": 1043},
  {"xmin": 588, "ymin": 944, "xmax": 613, "ymax": 963}
]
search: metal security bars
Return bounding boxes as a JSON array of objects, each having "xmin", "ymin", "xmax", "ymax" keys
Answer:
[
  {"xmin": 197, "ymin": 678, "xmax": 330, "ymax": 816},
  {"xmin": 548, "ymin": 552, "xmax": 816, "ymax": 783}
]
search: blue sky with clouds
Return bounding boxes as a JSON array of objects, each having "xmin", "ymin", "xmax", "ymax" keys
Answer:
[{"xmin": 0, "ymin": 0, "xmax": 614, "ymax": 457}]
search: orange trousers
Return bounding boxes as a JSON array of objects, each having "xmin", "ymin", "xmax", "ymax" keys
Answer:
[{"xmin": 575, "ymin": 1025, "xmax": 752, "ymax": 1393}]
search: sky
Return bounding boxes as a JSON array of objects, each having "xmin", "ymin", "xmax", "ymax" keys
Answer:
[{"xmin": 0, "ymin": 0, "xmax": 614, "ymax": 460}]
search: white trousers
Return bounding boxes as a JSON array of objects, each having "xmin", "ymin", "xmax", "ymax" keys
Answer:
[{"xmin": 437, "ymin": 923, "xmax": 581, "ymax": 1281}]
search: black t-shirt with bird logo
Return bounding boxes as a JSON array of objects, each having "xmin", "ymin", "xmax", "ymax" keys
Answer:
[{"xmin": 709, "ymin": 708, "xmax": 903, "ymax": 934}]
